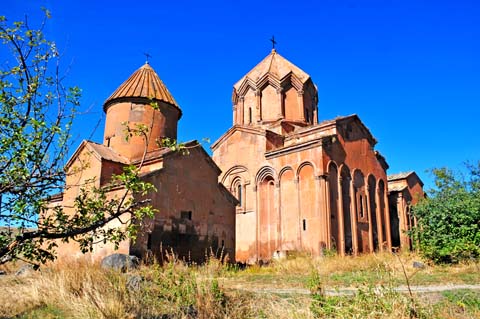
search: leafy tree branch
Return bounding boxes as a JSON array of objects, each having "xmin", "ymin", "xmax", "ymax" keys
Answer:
[{"xmin": 0, "ymin": 11, "xmax": 158, "ymax": 266}]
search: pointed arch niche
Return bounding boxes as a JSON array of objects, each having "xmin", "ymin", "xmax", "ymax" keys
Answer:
[
  {"xmin": 231, "ymin": 177, "xmax": 243, "ymax": 208},
  {"xmin": 221, "ymin": 165, "xmax": 250, "ymax": 212},
  {"xmin": 257, "ymin": 167, "xmax": 277, "ymax": 261}
]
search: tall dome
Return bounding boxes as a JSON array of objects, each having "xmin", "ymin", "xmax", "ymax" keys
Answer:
[
  {"xmin": 103, "ymin": 63, "xmax": 181, "ymax": 160},
  {"xmin": 232, "ymin": 49, "xmax": 318, "ymax": 128}
]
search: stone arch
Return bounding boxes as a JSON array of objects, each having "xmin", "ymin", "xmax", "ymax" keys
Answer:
[
  {"xmin": 280, "ymin": 73, "xmax": 304, "ymax": 91},
  {"xmin": 221, "ymin": 165, "xmax": 249, "ymax": 185},
  {"xmin": 339, "ymin": 164, "xmax": 353, "ymax": 254},
  {"xmin": 256, "ymin": 166, "xmax": 276, "ymax": 185},
  {"xmin": 279, "ymin": 167, "xmax": 298, "ymax": 251},
  {"xmin": 222, "ymin": 165, "xmax": 250, "ymax": 212},
  {"xmin": 297, "ymin": 161, "xmax": 317, "ymax": 179},
  {"xmin": 257, "ymin": 166, "xmax": 277, "ymax": 261},
  {"xmin": 327, "ymin": 161, "xmax": 340, "ymax": 252},
  {"xmin": 258, "ymin": 75, "xmax": 282, "ymax": 91},
  {"xmin": 236, "ymin": 78, "xmax": 257, "ymax": 98},
  {"xmin": 367, "ymin": 174, "xmax": 379, "ymax": 252},
  {"xmin": 278, "ymin": 165, "xmax": 294, "ymax": 181},
  {"xmin": 353, "ymin": 169, "xmax": 368, "ymax": 253}
]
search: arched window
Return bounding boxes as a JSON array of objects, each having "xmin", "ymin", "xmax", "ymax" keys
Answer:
[
  {"xmin": 237, "ymin": 183, "xmax": 242, "ymax": 205},
  {"xmin": 232, "ymin": 178, "xmax": 243, "ymax": 207}
]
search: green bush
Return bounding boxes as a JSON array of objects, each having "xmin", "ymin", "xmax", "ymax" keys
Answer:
[{"xmin": 411, "ymin": 162, "xmax": 480, "ymax": 263}]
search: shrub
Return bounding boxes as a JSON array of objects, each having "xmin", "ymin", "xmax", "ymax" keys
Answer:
[{"xmin": 411, "ymin": 162, "xmax": 480, "ymax": 263}]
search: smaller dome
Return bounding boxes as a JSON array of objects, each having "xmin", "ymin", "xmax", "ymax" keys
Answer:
[{"xmin": 103, "ymin": 63, "xmax": 180, "ymax": 111}]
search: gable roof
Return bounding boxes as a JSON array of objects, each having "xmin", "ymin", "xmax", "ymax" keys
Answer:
[
  {"xmin": 211, "ymin": 125, "xmax": 267, "ymax": 151},
  {"xmin": 65, "ymin": 140, "xmax": 129, "ymax": 169},
  {"xmin": 103, "ymin": 63, "xmax": 180, "ymax": 111},
  {"xmin": 87, "ymin": 142, "xmax": 129, "ymax": 164},
  {"xmin": 388, "ymin": 171, "xmax": 415, "ymax": 181},
  {"xmin": 388, "ymin": 171, "xmax": 424, "ymax": 187}
]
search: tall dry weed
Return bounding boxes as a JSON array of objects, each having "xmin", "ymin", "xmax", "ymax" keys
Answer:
[{"xmin": 0, "ymin": 259, "xmax": 135, "ymax": 318}]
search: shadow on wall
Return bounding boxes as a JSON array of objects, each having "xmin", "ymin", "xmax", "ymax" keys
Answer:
[{"xmin": 131, "ymin": 217, "xmax": 232, "ymax": 264}]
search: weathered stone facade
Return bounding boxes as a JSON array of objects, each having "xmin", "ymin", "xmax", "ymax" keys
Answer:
[
  {"xmin": 52, "ymin": 50, "xmax": 424, "ymax": 264},
  {"xmin": 52, "ymin": 63, "xmax": 237, "ymax": 262},
  {"xmin": 212, "ymin": 49, "xmax": 424, "ymax": 263}
]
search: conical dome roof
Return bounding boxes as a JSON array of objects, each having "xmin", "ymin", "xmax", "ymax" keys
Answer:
[
  {"xmin": 234, "ymin": 49, "xmax": 311, "ymax": 90},
  {"xmin": 104, "ymin": 63, "xmax": 180, "ymax": 111}
]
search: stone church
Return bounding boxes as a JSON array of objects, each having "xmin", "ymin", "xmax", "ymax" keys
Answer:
[
  {"xmin": 212, "ymin": 49, "xmax": 424, "ymax": 263},
  {"xmin": 52, "ymin": 49, "xmax": 423, "ymax": 264},
  {"xmin": 51, "ymin": 63, "xmax": 238, "ymax": 262}
]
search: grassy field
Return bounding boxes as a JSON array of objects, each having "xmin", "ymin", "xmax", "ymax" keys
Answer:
[{"xmin": 0, "ymin": 252, "xmax": 479, "ymax": 318}]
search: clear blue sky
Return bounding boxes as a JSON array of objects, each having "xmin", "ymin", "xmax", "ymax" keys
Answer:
[{"xmin": 4, "ymin": 0, "xmax": 480, "ymax": 191}]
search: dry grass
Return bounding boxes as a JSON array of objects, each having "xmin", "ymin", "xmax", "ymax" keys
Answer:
[
  {"xmin": 0, "ymin": 252, "xmax": 478, "ymax": 318},
  {"xmin": 0, "ymin": 260, "xmax": 134, "ymax": 318},
  {"xmin": 220, "ymin": 251, "xmax": 480, "ymax": 290}
]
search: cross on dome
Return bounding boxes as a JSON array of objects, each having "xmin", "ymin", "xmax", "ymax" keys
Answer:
[
  {"xmin": 143, "ymin": 52, "xmax": 152, "ymax": 64},
  {"xmin": 270, "ymin": 36, "xmax": 277, "ymax": 50}
]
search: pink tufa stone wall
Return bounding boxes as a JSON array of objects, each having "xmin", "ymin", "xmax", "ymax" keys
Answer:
[
  {"xmin": 130, "ymin": 146, "xmax": 237, "ymax": 263},
  {"xmin": 103, "ymin": 100, "xmax": 180, "ymax": 161}
]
